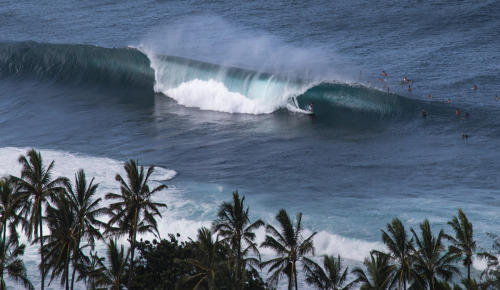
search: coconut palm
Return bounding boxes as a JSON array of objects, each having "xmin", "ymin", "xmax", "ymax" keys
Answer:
[
  {"xmin": 41, "ymin": 192, "xmax": 81, "ymax": 290},
  {"xmin": 444, "ymin": 209, "xmax": 476, "ymax": 288},
  {"xmin": 0, "ymin": 177, "xmax": 25, "ymax": 242},
  {"xmin": 10, "ymin": 148, "xmax": 68, "ymax": 290},
  {"xmin": 84, "ymin": 239, "xmax": 129, "ymax": 290},
  {"xmin": 260, "ymin": 209, "xmax": 318, "ymax": 290},
  {"xmin": 0, "ymin": 177, "xmax": 26, "ymax": 286},
  {"xmin": 65, "ymin": 169, "xmax": 105, "ymax": 289},
  {"xmin": 105, "ymin": 159, "xmax": 167, "ymax": 289},
  {"xmin": 305, "ymin": 254, "xmax": 358, "ymax": 290},
  {"xmin": 176, "ymin": 227, "xmax": 228, "ymax": 290},
  {"xmin": 0, "ymin": 234, "xmax": 33, "ymax": 290},
  {"xmin": 212, "ymin": 190, "xmax": 265, "ymax": 290},
  {"xmin": 375, "ymin": 218, "xmax": 418, "ymax": 290},
  {"xmin": 479, "ymin": 233, "xmax": 500, "ymax": 289},
  {"xmin": 352, "ymin": 251, "xmax": 392, "ymax": 290},
  {"xmin": 410, "ymin": 219, "xmax": 460, "ymax": 290}
]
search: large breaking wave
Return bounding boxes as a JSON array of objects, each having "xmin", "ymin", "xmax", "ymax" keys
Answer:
[{"xmin": 0, "ymin": 41, "xmax": 423, "ymax": 117}]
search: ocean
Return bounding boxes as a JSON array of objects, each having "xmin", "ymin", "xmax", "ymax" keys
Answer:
[{"xmin": 1, "ymin": 0, "xmax": 499, "ymax": 288}]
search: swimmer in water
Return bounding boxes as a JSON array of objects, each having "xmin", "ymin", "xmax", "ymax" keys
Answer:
[
  {"xmin": 408, "ymin": 85, "xmax": 412, "ymax": 93},
  {"xmin": 456, "ymin": 108, "xmax": 460, "ymax": 116},
  {"xmin": 381, "ymin": 70, "xmax": 389, "ymax": 76},
  {"xmin": 427, "ymin": 94, "xmax": 432, "ymax": 99},
  {"xmin": 421, "ymin": 110, "xmax": 427, "ymax": 117}
]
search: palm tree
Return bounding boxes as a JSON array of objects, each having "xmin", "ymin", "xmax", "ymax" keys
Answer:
[
  {"xmin": 105, "ymin": 159, "xmax": 167, "ymax": 289},
  {"xmin": 41, "ymin": 192, "xmax": 80, "ymax": 290},
  {"xmin": 84, "ymin": 239, "xmax": 129, "ymax": 290},
  {"xmin": 410, "ymin": 219, "xmax": 460, "ymax": 290},
  {"xmin": 352, "ymin": 251, "xmax": 392, "ymax": 290},
  {"xmin": 212, "ymin": 190, "xmax": 265, "ymax": 290},
  {"xmin": 260, "ymin": 209, "xmax": 319, "ymax": 290},
  {"xmin": 0, "ymin": 234, "xmax": 34, "ymax": 290},
  {"xmin": 444, "ymin": 209, "xmax": 477, "ymax": 288},
  {"xmin": 479, "ymin": 233, "xmax": 500, "ymax": 289},
  {"xmin": 0, "ymin": 177, "xmax": 26, "ymax": 285},
  {"xmin": 65, "ymin": 169, "xmax": 105, "ymax": 290},
  {"xmin": 305, "ymin": 254, "xmax": 358, "ymax": 290},
  {"xmin": 0, "ymin": 177, "xmax": 25, "ymax": 242},
  {"xmin": 175, "ymin": 227, "xmax": 228, "ymax": 290},
  {"xmin": 375, "ymin": 218, "xmax": 418, "ymax": 290},
  {"xmin": 10, "ymin": 148, "xmax": 68, "ymax": 290}
]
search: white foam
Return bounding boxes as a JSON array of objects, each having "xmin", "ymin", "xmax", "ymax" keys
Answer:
[
  {"xmin": 0, "ymin": 146, "xmax": 177, "ymax": 230},
  {"xmin": 313, "ymin": 230, "xmax": 385, "ymax": 262},
  {"xmin": 163, "ymin": 79, "xmax": 273, "ymax": 114}
]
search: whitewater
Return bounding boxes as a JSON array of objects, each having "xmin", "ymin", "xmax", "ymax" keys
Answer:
[{"xmin": 1, "ymin": 0, "xmax": 500, "ymax": 289}]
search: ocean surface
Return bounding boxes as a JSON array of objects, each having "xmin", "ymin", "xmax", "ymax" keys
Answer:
[{"xmin": 1, "ymin": 0, "xmax": 499, "ymax": 288}]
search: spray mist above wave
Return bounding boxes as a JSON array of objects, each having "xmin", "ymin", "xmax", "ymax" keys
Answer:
[{"xmin": 139, "ymin": 15, "xmax": 348, "ymax": 80}]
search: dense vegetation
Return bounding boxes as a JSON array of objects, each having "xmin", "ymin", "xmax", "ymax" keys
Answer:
[{"xmin": 1, "ymin": 148, "xmax": 500, "ymax": 289}]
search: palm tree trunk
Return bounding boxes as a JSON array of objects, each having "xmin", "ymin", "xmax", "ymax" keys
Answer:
[
  {"xmin": 70, "ymin": 264, "xmax": 76, "ymax": 290},
  {"xmin": 0, "ymin": 222, "xmax": 6, "ymax": 287},
  {"xmin": 128, "ymin": 233, "xmax": 136, "ymax": 289},
  {"xmin": 40, "ymin": 206, "xmax": 45, "ymax": 290},
  {"xmin": 66, "ymin": 252, "xmax": 70, "ymax": 290},
  {"xmin": 294, "ymin": 265, "xmax": 298, "ymax": 290},
  {"xmin": 467, "ymin": 263, "xmax": 471, "ymax": 287},
  {"xmin": 236, "ymin": 240, "xmax": 241, "ymax": 290},
  {"xmin": 127, "ymin": 208, "xmax": 138, "ymax": 289},
  {"xmin": 71, "ymin": 237, "xmax": 80, "ymax": 290}
]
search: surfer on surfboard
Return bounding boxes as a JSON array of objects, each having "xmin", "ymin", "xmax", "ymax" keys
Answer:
[{"xmin": 307, "ymin": 102, "xmax": 314, "ymax": 113}]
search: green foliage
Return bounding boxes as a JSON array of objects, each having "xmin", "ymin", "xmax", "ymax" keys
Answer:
[
  {"xmin": 305, "ymin": 254, "xmax": 358, "ymax": 290},
  {"xmin": 352, "ymin": 251, "xmax": 392, "ymax": 290},
  {"xmin": 444, "ymin": 209, "xmax": 477, "ymax": 287},
  {"xmin": 133, "ymin": 234, "xmax": 196, "ymax": 289},
  {"xmin": 82, "ymin": 239, "xmax": 129, "ymax": 290},
  {"xmin": 10, "ymin": 148, "xmax": 68, "ymax": 290},
  {"xmin": 478, "ymin": 233, "xmax": 500, "ymax": 289},
  {"xmin": 377, "ymin": 218, "xmax": 418, "ymax": 290},
  {"xmin": 410, "ymin": 219, "xmax": 460, "ymax": 290},
  {"xmin": 0, "ymin": 235, "xmax": 33, "ymax": 290},
  {"xmin": 41, "ymin": 192, "xmax": 80, "ymax": 289},
  {"xmin": 260, "ymin": 209, "xmax": 319, "ymax": 290},
  {"xmin": 64, "ymin": 169, "xmax": 105, "ymax": 289},
  {"xmin": 212, "ymin": 190, "xmax": 265, "ymax": 290},
  {"xmin": 105, "ymin": 159, "xmax": 168, "ymax": 289}
]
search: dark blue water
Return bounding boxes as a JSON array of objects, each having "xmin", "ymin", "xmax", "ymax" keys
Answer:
[{"xmin": 1, "ymin": 0, "xmax": 500, "ymax": 288}]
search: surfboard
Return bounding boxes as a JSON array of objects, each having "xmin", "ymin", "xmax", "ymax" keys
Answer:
[{"xmin": 305, "ymin": 111, "xmax": 315, "ymax": 116}]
